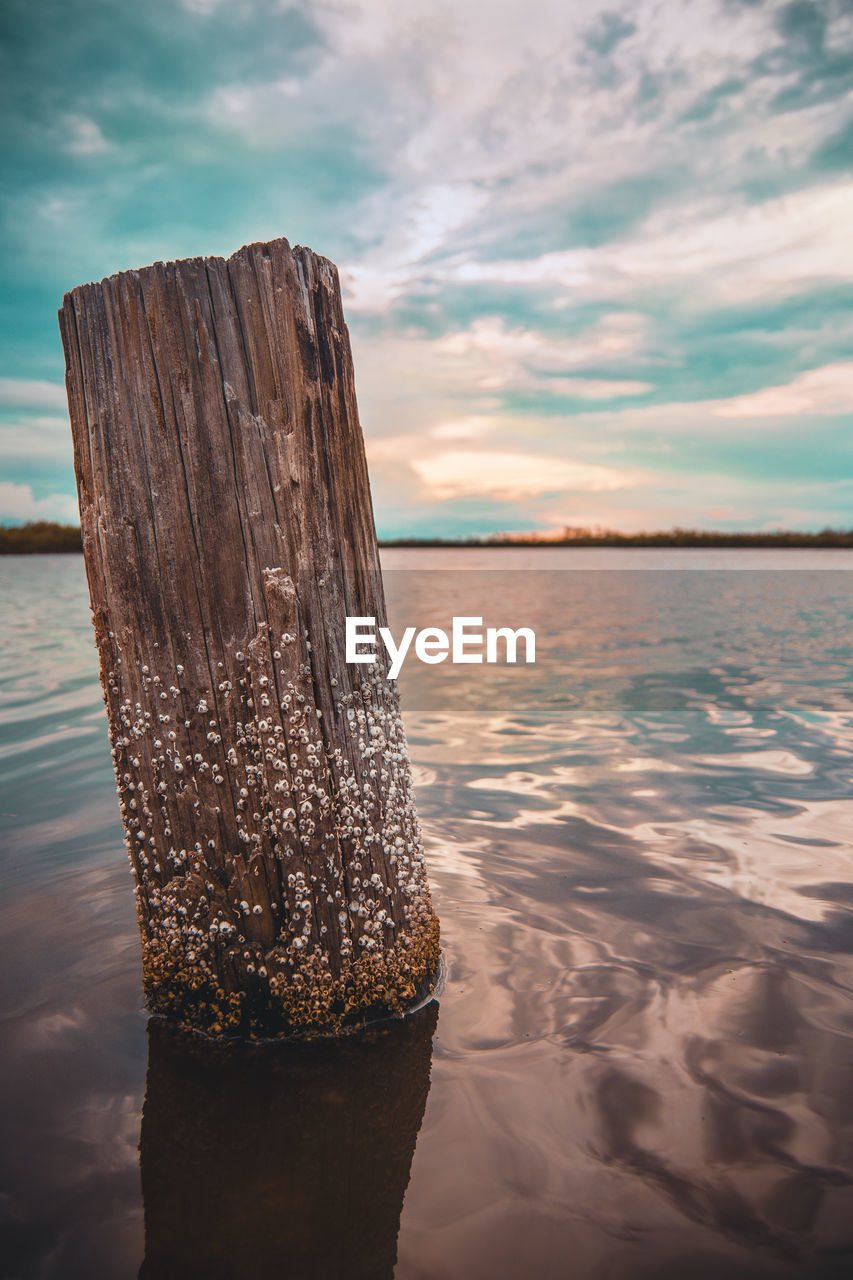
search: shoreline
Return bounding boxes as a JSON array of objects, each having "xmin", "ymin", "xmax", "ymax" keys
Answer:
[{"xmin": 4, "ymin": 523, "xmax": 853, "ymax": 554}]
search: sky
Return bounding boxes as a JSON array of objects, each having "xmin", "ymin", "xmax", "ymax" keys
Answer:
[{"xmin": 1, "ymin": 0, "xmax": 852, "ymax": 539}]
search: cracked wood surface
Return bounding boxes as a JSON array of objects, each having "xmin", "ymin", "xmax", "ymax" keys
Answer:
[{"xmin": 59, "ymin": 237, "xmax": 439, "ymax": 1038}]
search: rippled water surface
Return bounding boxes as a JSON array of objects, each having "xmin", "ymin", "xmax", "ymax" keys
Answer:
[{"xmin": 3, "ymin": 550, "xmax": 853, "ymax": 1279}]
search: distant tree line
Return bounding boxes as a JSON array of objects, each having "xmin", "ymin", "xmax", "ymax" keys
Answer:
[
  {"xmin": 381, "ymin": 526, "xmax": 853, "ymax": 548},
  {"xmin": 3, "ymin": 522, "xmax": 853, "ymax": 554},
  {"xmin": 0, "ymin": 522, "xmax": 83, "ymax": 553}
]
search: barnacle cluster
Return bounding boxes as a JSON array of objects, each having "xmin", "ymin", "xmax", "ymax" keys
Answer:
[{"xmin": 95, "ymin": 580, "xmax": 439, "ymax": 1039}]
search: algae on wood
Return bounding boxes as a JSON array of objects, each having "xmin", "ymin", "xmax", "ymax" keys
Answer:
[{"xmin": 59, "ymin": 238, "xmax": 439, "ymax": 1038}]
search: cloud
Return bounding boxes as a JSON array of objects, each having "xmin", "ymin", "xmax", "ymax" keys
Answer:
[
  {"xmin": 544, "ymin": 377, "xmax": 652, "ymax": 400},
  {"xmin": 0, "ymin": 379, "xmax": 67, "ymax": 411},
  {"xmin": 533, "ymin": 464, "xmax": 853, "ymax": 535},
  {"xmin": 63, "ymin": 114, "xmax": 110, "ymax": 157},
  {"xmin": 196, "ymin": 0, "xmax": 828, "ymax": 319},
  {"xmin": 715, "ymin": 361, "xmax": 853, "ymax": 417},
  {"xmin": 444, "ymin": 181, "xmax": 853, "ymax": 307},
  {"xmin": 350, "ymin": 313, "xmax": 653, "ymax": 443},
  {"xmin": 341, "ymin": 184, "xmax": 491, "ymax": 312},
  {"xmin": 409, "ymin": 450, "xmax": 637, "ymax": 501},
  {"xmin": 430, "ymin": 417, "xmax": 495, "ymax": 441},
  {"xmin": 181, "ymin": 0, "xmax": 230, "ymax": 14},
  {"xmin": 0, "ymin": 483, "xmax": 79, "ymax": 524},
  {"xmin": 0, "ymin": 417, "xmax": 71, "ymax": 459},
  {"xmin": 306, "ymin": 0, "xmax": 852, "ymax": 318},
  {"xmin": 434, "ymin": 313, "xmax": 648, "ymax": 372},
  {"xmin": 584, "ymin": 11, "xmax": 637, "ymax": 57}
]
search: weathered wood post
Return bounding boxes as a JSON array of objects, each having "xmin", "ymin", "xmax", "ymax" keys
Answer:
[{"xmin": 59, "ymin": 238, "xmax": 439, "ymax": 1038}]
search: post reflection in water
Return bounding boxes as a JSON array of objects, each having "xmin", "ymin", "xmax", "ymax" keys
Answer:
[{"xmin": 138, "ymin": 1001, "xmax": 438, "ymax": 1280}]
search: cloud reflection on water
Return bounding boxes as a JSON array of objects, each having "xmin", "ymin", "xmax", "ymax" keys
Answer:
[{"xmin": 388, "ymin": 560, "xmax": 853, "ymax": 1277}]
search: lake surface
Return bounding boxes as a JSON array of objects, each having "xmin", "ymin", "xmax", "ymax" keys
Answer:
[{"xmin": 3, "ymin": 550, "xmax": 853, "ymax": 1278}]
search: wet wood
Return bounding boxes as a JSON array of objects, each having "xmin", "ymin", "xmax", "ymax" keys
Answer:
[{"xmin": 58, "ymin": 238, "xmax": 439, "ymax": 1038}]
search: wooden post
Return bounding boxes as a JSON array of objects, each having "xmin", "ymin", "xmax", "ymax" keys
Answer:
[{"xmin": 58, "ymin": 238, "xmax": 439, "ymax": 1038}]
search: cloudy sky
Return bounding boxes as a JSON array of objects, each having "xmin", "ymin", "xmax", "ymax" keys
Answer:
[{"xmin": 2, "ymin": 0, "xmax": 852, "ymax": 537}]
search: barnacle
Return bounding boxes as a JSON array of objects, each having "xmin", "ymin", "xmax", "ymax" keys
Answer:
[{"xmin": 103, "ymin": 611, "xmax": 438, "ymax": 1041}]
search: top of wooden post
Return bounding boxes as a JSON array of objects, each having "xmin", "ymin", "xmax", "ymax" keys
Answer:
[{"xmin": 62, "ymin": 236, "xmax": 339, "ymax": 303}]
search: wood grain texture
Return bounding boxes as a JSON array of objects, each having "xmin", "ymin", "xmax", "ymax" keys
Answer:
[{"xmin": 59, "ymin": 238, "xmax": 439, "ymax": 1038}]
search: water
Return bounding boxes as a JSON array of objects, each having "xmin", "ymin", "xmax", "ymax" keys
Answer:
[{"xmin": 2, "ymin": 551, "xmax": 853, "ymax": 1278}]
